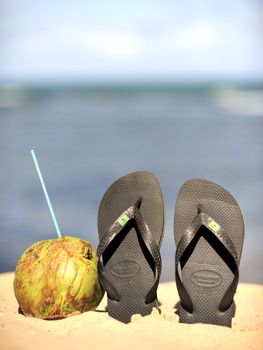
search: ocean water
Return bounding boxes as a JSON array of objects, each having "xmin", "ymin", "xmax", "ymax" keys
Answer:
[{"xmin": 0, "ymin": 85, "xmax": 262, "ymax": 283}]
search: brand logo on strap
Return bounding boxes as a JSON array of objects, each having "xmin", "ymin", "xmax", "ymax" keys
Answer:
[
  {"xmin": 117, "ymin": 213, "xmax": 129, "ymax": 227},
  {"xmin": 207, "ymin": 218, "xmax": 221, "ymax": 234},
  {"xmin": 190, "ymin": 270, "xmax": 222, "ymax": 288},
  {"xmin": 111, "ymin": 260, "xmax": 141, "ymax": 278}
]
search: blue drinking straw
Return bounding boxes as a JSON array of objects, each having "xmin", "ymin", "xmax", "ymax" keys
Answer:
[{"xmin": 30, "ymin": 149, "xmax": 62, "ymax": 238}]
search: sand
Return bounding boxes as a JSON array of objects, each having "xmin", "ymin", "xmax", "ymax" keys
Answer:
[{"xmin": 0, "ymin": 272, "xmax": 262, "ymax": 350}]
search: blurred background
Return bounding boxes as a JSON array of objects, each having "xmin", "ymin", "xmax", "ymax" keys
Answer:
[{"xmin": 0, "ymin": 0, "xmax": 262, "ymax": 282}]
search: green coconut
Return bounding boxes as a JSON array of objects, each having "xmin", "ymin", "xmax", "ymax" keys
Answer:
[{"xmin": 13, "ymin": 236, "xmax": 104, "ymax": 319}]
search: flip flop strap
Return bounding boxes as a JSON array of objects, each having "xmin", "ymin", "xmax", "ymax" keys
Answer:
[
  {"xmin": 176, "ymin": 211, "xmax": 239, "ymax": 313},
  {"xmin": 97, "ymin": 205, "xmax": 162, "ymax": 304}
]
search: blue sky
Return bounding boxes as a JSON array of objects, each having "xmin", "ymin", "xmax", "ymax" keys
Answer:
[{"xmin": 0, "ymin": 0, "xmax": 262, "ymax": 83}]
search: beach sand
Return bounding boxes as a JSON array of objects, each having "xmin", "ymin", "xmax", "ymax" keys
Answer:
[{"xmin": 0, "ymin": 272, "xmax": 262, "ymax": 350}]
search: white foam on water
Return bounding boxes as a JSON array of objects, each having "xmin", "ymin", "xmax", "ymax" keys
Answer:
[
  {"xmin": 0, "ymin": 86, "xmax": 28, "ymax": 108},
  {"xmin": 213, "ymin": 88, "xmax": 263, "ymax": 117}
]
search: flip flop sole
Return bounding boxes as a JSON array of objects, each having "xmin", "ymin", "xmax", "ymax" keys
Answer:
[
  {"xmin": 98, "ymin": 171, "xmax": 164, "ymax": 323},
  {"xmin": 174, "ymin": 179, "xmax": 244, "ymax": 326}
]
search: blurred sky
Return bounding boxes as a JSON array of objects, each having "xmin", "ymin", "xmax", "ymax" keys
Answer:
[{"xmin": 0, "ymin": 0, "xmax": 263, "ymax": 84}]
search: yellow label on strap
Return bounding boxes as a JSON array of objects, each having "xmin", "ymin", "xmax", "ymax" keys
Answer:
[
  {"xmin": 207, "ymin": 219, "xmax": 221, "ymax": 234},
  {"xmin": 117, "ymin": 213, "xmax": 129, "ymax": 227}
]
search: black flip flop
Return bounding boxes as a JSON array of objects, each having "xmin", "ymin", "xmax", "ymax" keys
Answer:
[
  {"xmin": 174, "ymin": 179, "xmax": 244, "ymax": 327},
  {"xmin": 97, "ymin": 171, "xmax": 165, "ymax": 323}
]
